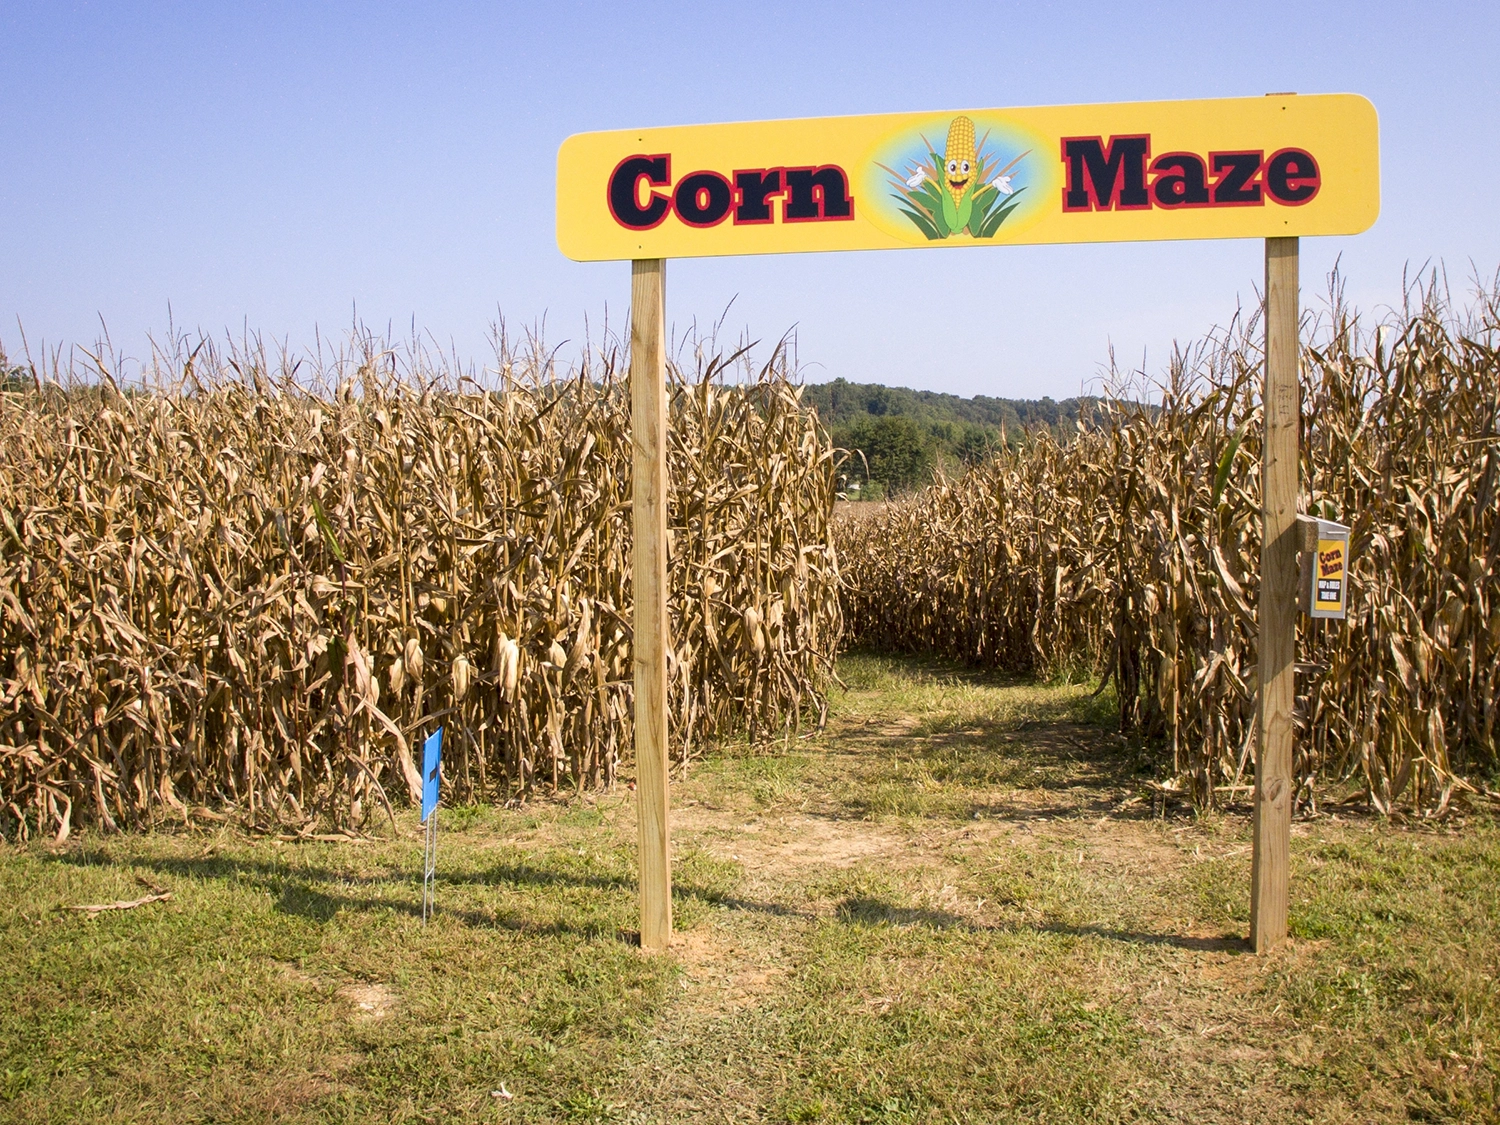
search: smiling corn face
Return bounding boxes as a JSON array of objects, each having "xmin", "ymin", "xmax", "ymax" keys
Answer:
[
  {"xmin": 944, "ymin": 116, "xmax": 976, "ymax": 207},
  {"xmin": 936, "ymin": 115, "xmax": 979, "ymax": 234}
]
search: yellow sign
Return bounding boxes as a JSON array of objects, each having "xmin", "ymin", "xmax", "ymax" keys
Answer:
[
  {"xmin": 556, "ymin": 94, "xmax": 1378, "ymax": 261},
  {"xmin": 1314, "ymin": 537, "xmax": 1347, "ymax": 615}
]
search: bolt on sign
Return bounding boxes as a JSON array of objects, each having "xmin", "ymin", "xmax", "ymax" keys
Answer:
[
  {"xmin": 558, "ymin": 93, "xmax": 1379, "ymax": 957},
  {"xmin": 557, "ymin": 94, "xmax": 1378, "ymax": 260}
]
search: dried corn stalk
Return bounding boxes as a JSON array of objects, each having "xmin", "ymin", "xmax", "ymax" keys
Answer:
[
  {"xmin": 0, "ymin": 329, "xmax": 841, "ymax": 839},
  {"xmin": 839, "ymin": 273, "xmax": 1499, "ymax": 814}
]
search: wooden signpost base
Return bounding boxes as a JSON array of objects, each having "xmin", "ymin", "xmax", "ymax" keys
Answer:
[
  {"xmin": 630, "ymin": 258, "xmax": 673, "ymax": 952},
  {"xmin": 1251, "ymin": 236, "xmax": 1299, "ymax": 953}
]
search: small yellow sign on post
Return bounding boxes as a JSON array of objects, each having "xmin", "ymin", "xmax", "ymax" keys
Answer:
[
  {"xmin": 1299, "ymin": 515, "xmax": 1351, "ymax": 619},
  {"xmin": 557, "ymin": 94, "xmax": 1378, "ymax": 261},
  {"xmin": 1315, "ymin": 539, "xmax": 1347, "ymax": 613}
]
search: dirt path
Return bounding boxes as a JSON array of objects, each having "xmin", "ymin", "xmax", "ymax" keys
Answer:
[{"xmin": 621, "ymin": 669, "xmax": 1301, "ymax": 1122}]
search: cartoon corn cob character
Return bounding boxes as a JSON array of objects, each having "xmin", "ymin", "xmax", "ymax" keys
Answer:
[
  {"xmin": 944, "ymin": 117, "xmax": 975, "ymax": 206},
  {"xmin": 941, "ymin": 115, "xmax": 978, "ymax": 234}
]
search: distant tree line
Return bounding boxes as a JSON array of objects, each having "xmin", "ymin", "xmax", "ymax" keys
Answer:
[
  {"xmin": 0, "ymin": 353, "xmax": 29, "ymax": 392},
  {"xmin": 801, "ymin": 378, "xmax": 1101, "ymax": 498}
]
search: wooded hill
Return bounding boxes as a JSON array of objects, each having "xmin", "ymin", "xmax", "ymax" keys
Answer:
[{"xmin": 801, "ymin": 378, "xmax": 1098, "ymax": 497}]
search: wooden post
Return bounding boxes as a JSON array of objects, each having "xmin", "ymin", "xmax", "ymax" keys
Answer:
[
  {"xmin": 1251, "ymin": 236, "xmax": 1299, "ymax": 953},
  {"xmin": 630, "ymin": 258, "xmax": 672, "ymax": 951}
]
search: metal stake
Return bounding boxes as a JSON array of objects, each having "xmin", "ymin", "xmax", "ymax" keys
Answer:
[{"xmin": 422, "ymin": 805, "xmax": 438, "ymax": 924}]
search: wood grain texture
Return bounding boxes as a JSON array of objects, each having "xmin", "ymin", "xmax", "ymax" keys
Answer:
[
  {"xmin": 1252, "ymin": 236, "xmax": 1299, "ymax": 953},
  {"xmin": 630, "ymin": 258, "xmax": 672, "ymax": 951}
]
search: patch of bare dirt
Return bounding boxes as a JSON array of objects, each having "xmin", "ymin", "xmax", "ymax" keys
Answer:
[
  {"xmin": 339, "ymin": 981, "xmax": 396, "ymax": 1022},
  {"xmin": 876, "ymin": 715, "xmax": 921, "ymax": 738},
  {"xmin": 673, "ymin": 924, "xmax": 786, "ymax": 1011},
  {"xmin": 276, "ymin": 961, "xmax": 398, "ymax": 1024},
  {"xmin": 674, "ymin": 797, "xmax": 910, "ymax": 874},
  {"xmin": 275, "ymin": 961, "xmax": 319, "ymax": 988}
]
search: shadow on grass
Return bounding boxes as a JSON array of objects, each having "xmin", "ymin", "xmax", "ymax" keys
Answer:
[
  {"xmin": 1039, "ymin": 923, "xmax": 1248, "ymax": 953},
  {"xmin": 836, "ymin": 649, "xmax": 1035, "ymax": 690},
  {"xmin": 824, "ymin": 727, "xmax": 1160, "ymax": 824},
  {"xmin": 44, "ymin": 842, "xmax": 1239, "ymax": 951},
  {"xmin": 42, "ymin": 850, "xmax": 802, "ymax": 932},
  {"xmin": 836, "ymin": 896, "xmax": 967, "ymax": 928},
  {"xmin": 825, "ymin": 666, "xmax": 1160, "ymax": 822},
  {"xmin": 832, "ymin": 893, "xmax": 1248, "ymax": 952}
]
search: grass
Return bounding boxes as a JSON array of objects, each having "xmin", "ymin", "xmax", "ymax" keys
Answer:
[{"xmin": 3, "ymin": 652, "xmax": 1498, "ymax": 1123}]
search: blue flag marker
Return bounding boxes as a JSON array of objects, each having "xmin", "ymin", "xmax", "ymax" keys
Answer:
[
  {"xmin": 422, "ymin": 727, "xmax": 443, "ymax": 823},
  {"xmin": 421, "ymin": 727, "xmax": 443, "ymax": 923}
]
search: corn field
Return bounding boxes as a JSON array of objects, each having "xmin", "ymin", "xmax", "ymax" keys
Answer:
[
  {"xmin": 840, "ymin": 274, "xmax": 1500, "ymax": 813},
  {"xmin": 0, "ymin": 332, "xmax": 842, "ymax": 841}
]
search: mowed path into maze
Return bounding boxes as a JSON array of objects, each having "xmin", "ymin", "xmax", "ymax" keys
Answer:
[{"xmin": 3, "ymin": 653, "xmax": 1496, "ymax": 1124}]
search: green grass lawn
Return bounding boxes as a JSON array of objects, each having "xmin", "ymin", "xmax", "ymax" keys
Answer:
[{"xmin": 3, "ymin": 653, "xmax": 1497, "ymax": 1124}]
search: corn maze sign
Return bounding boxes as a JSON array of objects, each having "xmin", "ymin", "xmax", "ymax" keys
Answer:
[
  {"xmin": 557, "ymin": 94, "xmax": 1379, "ymax": 260},
  {"xmin": 556, "ymin": 92, "xmax": 1379, "ymax": 955}
]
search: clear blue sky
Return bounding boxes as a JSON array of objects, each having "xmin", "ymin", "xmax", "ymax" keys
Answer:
[{"xmin": 2, "ymin": 1, "xmax": 1496, "ymax": 398}]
